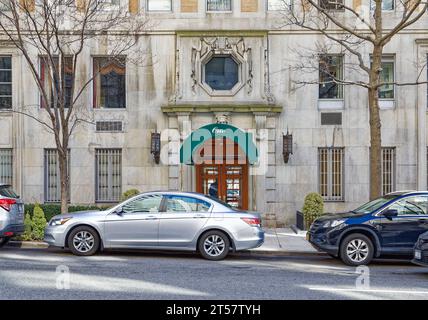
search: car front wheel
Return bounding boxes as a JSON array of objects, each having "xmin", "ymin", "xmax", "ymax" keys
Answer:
[
  {"xmin": 339, "ymin": 233, "xmax": 374, "ymax": 266},
  {"xmin": 67, "ymin": 226, "xmax": 100, "ymax": 256},
  {"xmin": 198, "ymin": 230, "xmax": 230, "ymax": 261}
]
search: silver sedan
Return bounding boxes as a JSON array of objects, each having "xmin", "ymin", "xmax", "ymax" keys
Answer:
[{"xmin": 44, "ymin": 191, "xmax": 265, "ymax": 260}]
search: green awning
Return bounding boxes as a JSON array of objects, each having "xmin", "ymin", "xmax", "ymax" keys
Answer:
[{"xmin": 180, "ymin": 123, "xmax": 258, "ymax": 165}]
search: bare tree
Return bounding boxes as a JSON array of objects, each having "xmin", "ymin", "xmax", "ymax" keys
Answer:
[
  {"xmin": 279, "ymin": 0, "xmax": 428, "ymax": 199},
  {"xmin": 0, "ymin": 0, "xmax": 149, "ymax": 212}
]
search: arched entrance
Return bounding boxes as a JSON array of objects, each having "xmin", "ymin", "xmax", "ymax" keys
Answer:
[
  {"xmin": 195, "ymin": 138, "xmax": 249, "ymax": 209},
  {"xmin": 179, "ymin": 123, "xmax": 258, "ymax": 210}
]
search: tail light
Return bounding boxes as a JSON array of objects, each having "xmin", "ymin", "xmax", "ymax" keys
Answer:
[
  {"xmin": 0, "ymin": 198, "xmax": 16, "ymax": 212},
  {"xmin": 241, "ymin": 217, "xmax": 261, "ymax": 227}
]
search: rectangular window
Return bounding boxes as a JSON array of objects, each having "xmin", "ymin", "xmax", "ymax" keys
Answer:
[
  {"xmin": 207, "ymin": 0, "xmax": 232, "ymax": 11},
  {"xmin": 93, "ymin": 57, "xmax": 126, "ymax": 109},
  {"xmin": 267, "ymin": 0, "xmax": 290, "ymax": 10},
  {"xmin": 370, "ymin": 0, "xmax": 394, "ymax": 10},
  {"xmin": 0, "ymin": 149, "xmax": 12, "ymax": 186},
  {"xmin": 44, "ymin": 149, "xmax": 70, "ymax": 203},
  {"xmin": 97, "ymin": 0, "xmax": 121, "ymax": 9},
  {"xmin": 319, "ymin": 55, "xmax": 343, "ymax": 99},
  {"xmin": 96, "ymin": 121, "xmax": 123, "ymax": 132},
  {"xmin": 95, "ymin": 149, "xmax": 122, "ymax": 202},
  {"xmin": 378, "ymin": 58, "xmax": 394, "ymax": 99},
  {"xmin": 40, "ymin": 56, "xmax": 73, "ymax": 108},
  {"xmin": 147, "ymin": 0, "xmax": 171, "ymax": 10},
  {"xmin": 0, "ymin": 56, "xmax": 12, "ymax": 109},
  {"xmin": 382, "ymin": 147, "xmax": 396, "ymax": 195},
  {"xmin": 319, "ymin": 0, "xmax": 344, "ymax": 10},
  {"xmin": 321, "ymin": 112, "xmax": 342, "ymax": 125},
  {"xmin": 319, "ymin": 148, "xmax": 344, "ymax": 201}
]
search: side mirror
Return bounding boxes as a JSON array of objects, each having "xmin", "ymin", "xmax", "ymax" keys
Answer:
[
  {"xmin": 383, "ymin": 209, "xmax": 398, "ymax": 220},
  {"xmin": 114, "ymin": 207, "xmax": 124, "ymax": 216}
]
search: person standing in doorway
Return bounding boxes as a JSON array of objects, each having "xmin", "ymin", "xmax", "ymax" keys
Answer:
[{"xmin": 209, "ymin": 179, "xmax": 218, "ymax": 198}]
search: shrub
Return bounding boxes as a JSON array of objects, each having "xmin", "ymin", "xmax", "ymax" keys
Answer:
[
  {"xmin": 121, "ymin": 189, "xmax": 140, "ymax": 201},
  {"xmin": 31, "ymin": 204, "xmax": 47, "ymax": 241},
  {"xmin": 302, "ymin": 193, "xmax": 324, "ymax": 230},
  {"xmin": 20, "ymin": 213, "xmax": 33, "ymax": 241}
]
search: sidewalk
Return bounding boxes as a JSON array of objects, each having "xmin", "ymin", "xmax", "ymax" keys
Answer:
[
  {"xmin": 247, "ymin": 227, "xmax": 323, "ymax": 256},
  {"xmin": 8, "ymin": 227, "xmax": 324, "ymax": 256}
]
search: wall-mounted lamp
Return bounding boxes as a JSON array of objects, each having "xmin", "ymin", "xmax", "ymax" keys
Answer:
[
  {"xmin": 283, "ymin": 131, "xmax": 293, "ymax": 163},
  {"xmin": 150, "ymin": 132, "xmax": 161, "ymax": 164}
]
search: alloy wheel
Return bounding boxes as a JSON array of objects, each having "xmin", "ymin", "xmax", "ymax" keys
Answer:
[
  {"xmin": 346, "ymin": 239, "xmax": 369, "ymax": 263},
  {"xmin": 203, "ymin": 235, "xmax": 226, "ymax": 257},
  {"xmin": 72, "ymin": 231, "xmax": 95, "ymax": 253}
]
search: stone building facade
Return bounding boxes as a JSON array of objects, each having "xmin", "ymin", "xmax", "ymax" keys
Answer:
[{"xmin": 0, "ymin": 0, "xmax": 427, "ymax": 225}]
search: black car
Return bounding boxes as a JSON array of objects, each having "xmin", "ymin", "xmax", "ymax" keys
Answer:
[
  {"xmin": 307, "ymin": 191, "xmax": 428, "ymax": 266},
  {"xmin": 412, "ymin": 231, "xmax": 428, "ymax": 267}
]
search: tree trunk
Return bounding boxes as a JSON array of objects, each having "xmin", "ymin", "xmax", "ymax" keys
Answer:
[
  {"xmin": 58, "ymin": 149, "xmax": 69, "ymax": 214},
  {"xmin": 368, "ymin": 46, "xmax": 383, "ymax": 200}
]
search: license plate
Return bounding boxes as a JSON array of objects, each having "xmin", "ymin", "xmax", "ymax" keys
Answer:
[{"xmin": 414, "ymin": 250, "xmax": 422, "ymax": 260}]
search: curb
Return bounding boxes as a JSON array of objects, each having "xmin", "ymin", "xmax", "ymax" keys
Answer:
[
  {"xmin": 7, "ymin": 241, "xmax": 49, "ymax": 249},
  {"xmin": 6, "ymin": 241, "xmax": 327, "ymax": 257},
  {"xmin": 241, "ymin": 250, "xmax": 327, "ymax": 257}
]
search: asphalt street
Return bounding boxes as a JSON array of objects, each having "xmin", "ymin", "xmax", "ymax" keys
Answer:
[{"xmin": 0, "ymin": 247, "xmax": 427, "ymax": 300}]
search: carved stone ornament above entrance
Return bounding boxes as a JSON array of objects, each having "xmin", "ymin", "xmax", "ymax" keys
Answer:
[{"xmin": 191, "ymin": 37, "xmax": 253, "ymax": 96}]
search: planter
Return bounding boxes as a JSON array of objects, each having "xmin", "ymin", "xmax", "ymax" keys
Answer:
[{"xmin": 296, "ymin": 210, "xmax": 305, "ymax": 231}]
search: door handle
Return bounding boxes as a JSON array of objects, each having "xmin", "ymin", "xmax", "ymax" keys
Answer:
[
  {"xmin": 145, "ymin": 215, "xmax": 158, "ymax": 220},
  {"xmin": 193, "ymin": 214, "xmax": 205, "ymax": 218},
  {"xmin": 418, "ymin": 218, "xmax": 428, "ymax": 223}
]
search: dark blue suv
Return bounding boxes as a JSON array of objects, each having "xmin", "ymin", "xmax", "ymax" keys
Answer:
[{"xmin": 308, "ymin": 191, "xmax": 428, "ymax": 266}]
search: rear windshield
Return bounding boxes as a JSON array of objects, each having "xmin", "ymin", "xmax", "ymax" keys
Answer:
[
  {"xmin": 206, "ymin": 195, "xmax": 241, "ymax": 211},
  {"xmin": 0, "ymin": 185, "xmax": 18, "ymax": 198}
]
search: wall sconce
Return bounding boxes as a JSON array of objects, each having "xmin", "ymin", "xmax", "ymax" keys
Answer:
[
  {"xmin": 150, "ymin": 132, "xmax": 161, "ymax": 164},
  {"xmin": 283, "ymin": 131, "xmax": 293, "ymax": 163}
]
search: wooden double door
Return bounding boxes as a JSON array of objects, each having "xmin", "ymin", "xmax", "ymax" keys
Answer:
[{"xmin": 194, "ymin": 138, "xmax": 249, "ymax": 210}]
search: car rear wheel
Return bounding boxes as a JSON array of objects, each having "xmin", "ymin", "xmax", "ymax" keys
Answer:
[
  {"xmin": 0, "ymin": 237, "xmax": 10, "ymax": 248},
  {"xmin": 198, "ymin": 230, "xmax": 230, "ymax": 261},
  {"xmin": 340, "ymin": 233, "xmax": 374, "ymax": 266},
  {"xmin": 67, "ymin": 226, "xmax": 100, "ymax": 256}
]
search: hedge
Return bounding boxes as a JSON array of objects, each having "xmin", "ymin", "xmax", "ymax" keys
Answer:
[{"xmin": 24, "ymin": 204, "xmax": 112, "ymax": 222}]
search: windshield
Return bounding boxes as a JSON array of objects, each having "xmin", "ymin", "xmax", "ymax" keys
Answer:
[
  {"xmin": 0, "ymin": 185, "xmax": 18, "ymax": 198},
  {"xmin": 352, "ymin": 195, "xmax": 399, "ymax": 214}
]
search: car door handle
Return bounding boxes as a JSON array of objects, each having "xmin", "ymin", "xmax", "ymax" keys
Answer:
[
  {"xmin": 418, "ymin": 218, "xmax": 428, "ymax": 223},
  {"xmin": 193, "ymin": 214, "xmax": 206, "ymax": 218},
  {"xmin": 145, "ymin": 215, "xmax": 158, "ymax": 220}
]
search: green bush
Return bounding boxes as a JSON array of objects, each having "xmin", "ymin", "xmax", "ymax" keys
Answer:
[
  {"xmin": 31, "ymin": 204, "xmax": 47, "ymax": 241},
  {"xmin": 20, "ymin": 213, "xmax": 33, "ymax": 241},
  {"xmin": 121, "ymin": 189, "xmax": 140, "ymax": 201},
  {"xmin": 302, "ymin": 193, "xmax": 324, "ymax": 230}
]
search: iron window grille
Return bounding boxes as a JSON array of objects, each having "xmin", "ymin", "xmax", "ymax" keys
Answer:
[
  {"xmin": 0, "ymin": 149, "xmax": 12, "ymax": 185},
  {"xmin": 95, "ymin": 149, "xmax": 122, "ymax": 202},
  {"xmin": 44, "ymin": 149, "xmax": 70, "ymax": 203},
  {"xmin": 318, "ymin": 147, "xmax": 344, "ymax": 201},
  {"xmin": 96, "ymin": 121, "xmax": 123, "ymax": 132},
  {"xmin": 207, "ymin": 0, "xmax": 232, "ymax": 11},
  {"xmin": 382, "ymin": 147, "xmax": 396, "ymax": 195}
]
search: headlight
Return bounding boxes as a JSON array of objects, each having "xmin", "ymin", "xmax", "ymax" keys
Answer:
[
  {"xmin": 323, "ymin": 219, "xmax": 346, "ymax": 228},
  {"xmin": 49, "ymin": 217, "xmax": 71, "ymax": 226}
]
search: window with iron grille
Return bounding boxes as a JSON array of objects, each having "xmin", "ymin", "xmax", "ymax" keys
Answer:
[
  {"xmin": 0, "ymin": 56, "xmax": 12, "ymax": 109},
  {"xmin": 147, "ymin": 0, "xmax": 171, "ymax": 11},
  {"xmin": 318, "ymin": 148, "xmax": 344, "ymax": 201},
  {"xmin": 0, "ymin": 149, "xmax": 12, "ymax": 185},
  {"xmin": 207, "ymin": 0, "xmax": 231, "ymax": 11},
  {"xmin": 319, "ymin": 0, "xmax": 344, "ymax": 10},
  {"xmin": 96, "ymin": 121, "xmax": 123, "ymax": 132},
  {"xmin": 382, "ymin": 147, "xmax": 396, "ymax": 195},
  {"xmin": 95, "ymin": 149, "xmax": 122, "ymax": 202},
  {"xmin": 44, "ymin": 149, "xmax": 70, "ymax": 203}
]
